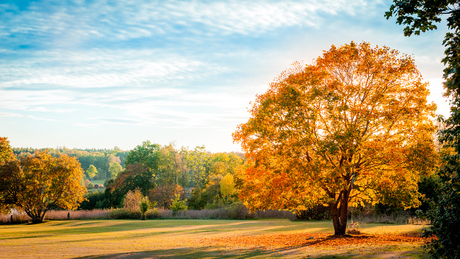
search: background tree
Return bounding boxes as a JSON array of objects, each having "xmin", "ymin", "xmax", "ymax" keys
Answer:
[
  {"xmin": 385, "ymin": 1, "xmax": 459, "ymax": 98},
  {"xmin": 125, "ymin": 140, "xmax": 160, "ymax": 169},
  {"xmin": 220, "ymin": 173, "xmax": 235, "ymax": 205},
  {"xmin": 105, "ymin": 163, "xmax": 153, "ymax": 207},
  {"xmin": 87, "ymin": 165, "xmax": 98, "ymax": 181},
  {"xmin": 386, "ymin": 1, "xmax": 460, "ymax": 256},
  {"xmin": 0, "ymin": 137, "xmax": 14, "ymax": 164},
  {"xmin": 0, "ymin": 149, "xmax": 86, "ymax": 223},
  {"xmin": 109, "ymin": 161, "xmax": 122, "ymax": 180},
  {"xmin": 233, "ymin": 42, "xmax": 438, "ymax": 235}
]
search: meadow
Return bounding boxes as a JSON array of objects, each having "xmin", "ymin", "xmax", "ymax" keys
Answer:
[{"xmin": 0, "ymin": 219, "xmax": 429, "ymax": 258}]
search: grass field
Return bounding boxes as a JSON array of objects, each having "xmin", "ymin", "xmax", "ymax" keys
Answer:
[{"xmin": 0, "ymin": 219, "xmax": 429, "ymax": 258}]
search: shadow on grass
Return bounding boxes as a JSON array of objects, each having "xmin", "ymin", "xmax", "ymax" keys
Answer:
[
  {"xmin": 72, "ymin": 245, "xmax": 428, "ymax": 259},
  {"xmin": 73, "ymin": 246, "xmax": 296, "ymax": 259}
]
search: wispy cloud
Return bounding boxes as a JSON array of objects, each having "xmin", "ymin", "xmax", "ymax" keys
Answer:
[
  {"xmin": 0, "ymin": 111, "xmax": 23, "ymax": 117},
  {"xmin": 0, "ymin": 49, "xmax": 218, "ymax": 89},
  {"xmin": 26, "ymin": 115, "xmax": 55, "ymax": 122},
  {"xmin": 0, "ymin": 0, "xmax": 380, "ymax": 48}
]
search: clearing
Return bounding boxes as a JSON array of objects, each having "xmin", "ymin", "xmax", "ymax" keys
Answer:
[{"xmin": 0, "ymin": 219, "xmax": 429, "ymax": 258}]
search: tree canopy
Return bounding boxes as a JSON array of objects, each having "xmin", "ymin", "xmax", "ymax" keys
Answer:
[
  {"xmin": 87, "ymin": 165, "xmax": 98, "ymax": 180},
  {"xmin": 0, "ymin": 147, "xmax": 86, "ymax": 223},
  {"xmin": 386, "ymin": 1, "xmax": 460, "ymax": 256},
  {"xmin": 233, "ymin": 42, "xmax": 438, "ymax": 235},
  {"xmin": 385, "ymin": 0, "xmax": 459, "ymax": 108}
]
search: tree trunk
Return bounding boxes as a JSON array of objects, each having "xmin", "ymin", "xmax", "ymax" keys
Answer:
[
  {"xmin": 330, "ymin": 191, "xmax": 349, "ymax": 236},
  {"xmin": 26, "ymin": 209, "xmax": 46, "ymax": 224}
]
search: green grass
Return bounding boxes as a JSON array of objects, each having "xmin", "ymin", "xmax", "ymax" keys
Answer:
[
  {"xmin": 90, "ymin": 179, "xmax": 106, "ymax": 185},
  {"xmin": 87, "ymin": 179, "xmax": 106, "ymax": 193},
  {"xmin": 0, "ymin": 219, "xmax": 429, "ymax": 258}
]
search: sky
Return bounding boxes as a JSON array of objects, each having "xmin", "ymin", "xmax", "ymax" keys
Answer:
[{"xmin": 0, "ymin": 0, "xmax": 451, "ymax": 153}]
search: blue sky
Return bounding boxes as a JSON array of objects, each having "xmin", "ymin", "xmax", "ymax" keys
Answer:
[{"xmin": 0, "ymin": 0, "xmax": 450, "ymax": 152}]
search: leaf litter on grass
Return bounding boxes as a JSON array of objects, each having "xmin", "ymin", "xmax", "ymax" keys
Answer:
[{"xmin": 196, "ymin": 232, "xmax": 426, "ymax": 251}]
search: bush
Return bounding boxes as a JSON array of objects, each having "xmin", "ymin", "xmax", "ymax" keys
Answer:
[
  {"xmin": 421, "ymin": 167, "xmax": 460, "ymax": 258},
  {"xmin": 109, "ymin": 208, "xmax": 141, "ymax": 219},
  {"xmin": 140, "ymin": 197, "xmax": 150, "ymax": 220},
  {"xmin": 225, "ymin": 202, "xmax": 249, "ymax": 219},
  {"xmin": 79, "ymin": 191, "xmax": 110, "ymax": 210},
  {"xmin": 83, "ymin": 179, "xmax": 91, "ymax": 188},
  {"xmin": 150, "ymin": 184, "xmax": 185, "ymax": 209},
  {"xmin": 95, "ymin": 199, "xmax": 111, "ymax": 209},
  {"xmin": 87, "ymin": 183, "xmax": 94, "ymax": 189},
  {"xmin": 188, "ymin": 187, "xmax": 207, "ymax": 210},
  {"xmin": 254, "ymin": 209, "xmax": 296, "ymax": 220},
  {"xmin": 108, "ymin": 208, "xmax": 160, "ymax": 220},
  {"xmin": 171, "ymin": 193, "xmax": 187, "ymax": 216},
  {"xmin": 123, "ymin": 188, "xmax": 143, "ymax": 212},
  {"xmin": 296, "ymin": 205, "xmax": 331, "ymax": 220}
]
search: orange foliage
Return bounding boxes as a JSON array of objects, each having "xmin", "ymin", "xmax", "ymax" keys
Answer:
[
  {"xmin": 199, "ymin": 232, "xmax": 425, "ymax": 250},
  {"xmin": 233, "ymin": 42, "xmax": 439, "ymax": 235},
  {"xmin": 0, "ymin": 149, "xmax": 86, "ymax": 223}
]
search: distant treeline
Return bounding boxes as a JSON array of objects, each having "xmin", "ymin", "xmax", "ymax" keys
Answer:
[{"xmin": 12, "ymin": 147, "xmax": 129, "ymax": 180}]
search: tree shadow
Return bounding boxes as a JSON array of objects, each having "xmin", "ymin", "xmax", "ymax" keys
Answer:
[
  {"xmin": 72, "ymin": 246, "xmax": 307, "ymax": 259},
  {"xmin": 71, "ymin": 241, "xmax": 427, "ymax": 259}
]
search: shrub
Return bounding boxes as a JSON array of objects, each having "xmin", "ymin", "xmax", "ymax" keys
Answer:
[
  {"xmin": 170, "ymin": 193, "xmax": 187, "ymax": 216},
  {"xmin": 187, "ymin": 187, "xmax": 207, "ymax": 210},
  {"xmin": 95, "ymin": 199, "xmax": 111, "ymax": 209},
  {"xmin": 79, "ymin": 191, "xmax": 110, "ymax": 210},
  {"xmin": 109, "ymin": 208, "xmax": 141, "ymax": 219},
  {"xmin": 140, "ymin": 197, "xmax": 150, "ymax": 220},
  {"xmin": 123, "ymin": 188, "xmax": 143, "ymax": 212},
  {"xmin": 83, "ymin": 179, "xmax": 91, "ymax": 188},
  {"xmin": 150, "ymin": 184, "xmax": 184, "ymax": 209},
  {"xmin": 225, "ymin": 202, "xmax": 249, "ymax": 219},
  {"xmin": 421, "ymin": 167, "xmax": 460, "ymax": 258},
  {"xmin": 87, "ymin": 183, "xmax": 94, "ymax": 189},
  {"xmin": 296, "ymin": 205, "xmax": 331, "ymax": 220},
  {"xmin": 254, "ymin": 209, "xmax": 296, "ymax": 220}
]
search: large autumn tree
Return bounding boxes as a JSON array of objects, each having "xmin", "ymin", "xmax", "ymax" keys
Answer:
[
  {"xmin": 233, "ymin": 42, "xmax": 438, "ymax": 235},
  {"xmin": 0, "ymin": 142, "xmax": 86, "ymax": 223}
]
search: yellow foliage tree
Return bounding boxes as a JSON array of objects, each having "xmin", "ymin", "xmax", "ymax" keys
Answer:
[
  {"xmin": 233, "ymin": 42, "xmax": 439, "ymax": 235},
  {"xmin": 0, "ymin": 147, "xmax": 86, "ymax": 223},
  {"xmin": 220, "ymin": 173, "xmax": 235, "ymax": 205}
]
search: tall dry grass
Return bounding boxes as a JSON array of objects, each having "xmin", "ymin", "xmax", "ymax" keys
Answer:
[
  {"xmin": 3, "ymin": 207, "xmax": 426, "ymax": 224},
  {"xmin": 351, "ymin": 210, "xmax": 430, "ymax": 225},
  {"xmin": 1, "ymin": 207, "xmax": 297, "ymax": 223}
]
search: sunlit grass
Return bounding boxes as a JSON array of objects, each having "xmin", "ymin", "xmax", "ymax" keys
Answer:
[{"xmin": 0, "ymin": 219, "xmax": 429, "ymax": 258}]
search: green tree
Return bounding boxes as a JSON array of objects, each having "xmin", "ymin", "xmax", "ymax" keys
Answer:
[
  {"xmin": 125, "ymin": 141, "xmax": 160, "ymax": 169},
  {"xmin": 87, "ymin": 165, "xmax": 98, "ymax": 181},
  {"xmin": 184, "ymin": 146, "xmax": 212, "ymax": 188},
  {"xmin": 0, "ymin": 150, "xmax": 86, "ymax": 223},
  {"xmin": 386, "ymin": 1, "xmax": 460, "ymax": 256},
  {"xmin": 105, "ymin": 163, "xmax": 154, "ymax": 208},
  {"xmin": 422, "ymin": 164, "xmax": 460, "ymax": 258},
  {"xmin": 156, "ymin": 144, "xmax": 187, "ymax": 187},
  {"xmin": 385, "ymin": 1, "xmax": 459, "ymax": 113},
  {"xmin": 108, "ymin": 161, "xmax": 122, "ymax": 180},
  {"xmin": 220, "ymin": 173, "xmax": 235, "ymax": 205}
]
